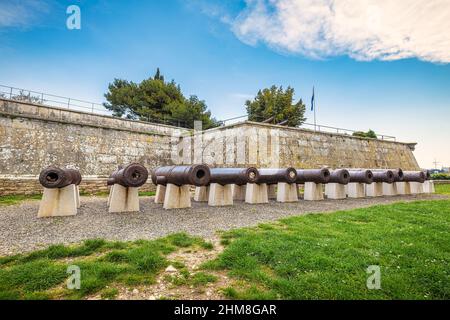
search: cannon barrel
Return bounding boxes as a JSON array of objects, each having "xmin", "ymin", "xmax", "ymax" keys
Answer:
[
  {"xmin": 296, "ymin": 168, "xmax": 330, "ymax": 184},
  {"xmin": 107, "ymin": 163, "xmax": 148, "ymax": 188},
  {"xmin": 348, "ymin": 169, "xmax": 374, "ymax": 184},
  {"xmin": 151, "ymin": 164, "xmax": 211, "ymax": 186},
  {"xmin": 372, "ymin": 170, "xmax": 395, "ymax": 183},
  {"xmin": 372, "ymin": 168, "xmax": 403, "ymax": 182},
  {"xmin": 257, "ymin": 168, "xmax": 297, "ymax": 185},
  {"xmin": 39, "ymin": 166, "xmax": 82, "ymax": 189},
  {"xmin": 403, "ymin": 171, "xmax": 426, "ymax": 183},
  {"xmin": 210, "ymin": 167, "xmax": 259, "ymax": 186},
  {"xmin": 328, "ymin": 169, "xmax": 351, "ymax": 184},
  {"xmin": 423, "ymin": 170, "xmax": 431, "ymax": 180}
]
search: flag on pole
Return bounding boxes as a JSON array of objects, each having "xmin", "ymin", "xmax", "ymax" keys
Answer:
[{"xmin": 311, "ymin": 86, "xmax": 315, "ymax": 111}]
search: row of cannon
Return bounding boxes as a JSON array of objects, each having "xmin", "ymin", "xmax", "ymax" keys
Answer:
[{"xmin": 37, "ymin": 164, "xmax": 434, "ymax": 216}]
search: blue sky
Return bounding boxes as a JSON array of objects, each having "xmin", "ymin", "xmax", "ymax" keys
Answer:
[{"xmin": 0, "ymin": 0, "xmax": 449, "ymax": 168}]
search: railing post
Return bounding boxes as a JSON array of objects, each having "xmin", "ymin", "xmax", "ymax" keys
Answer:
[
  {"xmin": 9, "ymin": 87, "xmax": 13, "ymax": 99},
  {"xmin": 41, "ymin": 93, "xmax": 44, "ymax": 104},
  {"xmin": 91, "ymin": 103, "xmax": 94, "ymax": 113},
  {"xmin": 67, "ymin": 98, "xmax": 71, "ymax": 109}
]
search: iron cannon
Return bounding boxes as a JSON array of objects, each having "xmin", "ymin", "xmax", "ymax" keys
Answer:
[
  {"xmin": 348, "ymin": 169, "xmax": 374, "ymax": 184},
  {"xmin": 372, "ymin": 168, "xmax": 403, "ymax": 182},
  {"xmin": 423, "ymin": 170, "xmax": 431, "ymax": 180},
  {"xmin": 209, "ymin": 167, "xmax": 259, "ymax": 186},
  {"xmin": 39, "ymin": 166, "xmax": 82, "ymax": 189},
  {"xmin": 328, "ymin": 169, "xmax": 351, "ymax": 184},
  {"xmin": 256, "ymin": 168, "xmax": 297, "ymax": 185},
  {"xmin": 295, "ymin": 168, "xmax": 331, "ymax": 184},
  {"xmin": 403, "ymin": 171, "xmax": 426, "ymax": 183},
  {"xmin": 107, "ymin": 163, "xmax": 149, "ymax": 188},
  {"xmin": 372, "ymin": 170, "xmax": 395, "ymax": 183},
  {"xmin": 151, "ymin": 164, "xmax": 211, "ymax": 186}
]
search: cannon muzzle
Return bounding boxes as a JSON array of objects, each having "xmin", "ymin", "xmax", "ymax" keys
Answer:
[
  {"xmin": 348, "ymin": 169, "xmax": 373, "ymax": 184},
  {"xmin": 328, "ymin": 169, "xmax": 350, "ymax": 184},
  {"xmin": 108, "ymin": 163, "xmax": 148, "ymax": 188},
  {"xmin": 422, "ymin": 170, "xmax": 431, "ymax": 180},
  {"xmin": 403, "ymin": 171, "xmax": 426, "ymax": 183},
  {"xmin": 372, "ymin": 170, "xmax": 395, "ymax": 183},
  {"xmin": 151, "ymin": 164, "xmax": 211, "ymax": 186},
  {"xmin": 257, "ymin": 168, "xmax": 297, "ymax": 185},
  {"xmin": 296, "ymin": 168, "xmax": 330, "ymax": 184},
  {"xmin": 210, "ymin": 167, "xmax": 259, "ymax": 186},
  {"xmin": 39, "ymin": 166, "xmax": 82, "ymax": 189}
]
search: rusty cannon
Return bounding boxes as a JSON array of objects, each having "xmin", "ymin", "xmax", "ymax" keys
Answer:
[
  {"xmin": 195, "ymin": 167, "xmax": 260, "ymax": 206},
  {"xmin": 151, "ymin": 164, "xmax": 211, "ymax": 209},
  {"xmin": 398, "ymin": 171, "xmax": 430, "ymax": 195},
  {"xmin": 244, "ymin": 168, "xmax": 298, "ymax": 203},
  {"xmin": 295, "ymin": 168, "xmax": 330, "ymax": 201},
  {"xmin": 107, "ymin": 163, "xmax": 149, "ymax": 188},
  {"xmin": 325, "ymin": 169, "xmax": 350, "ymax": 199},
  {"xmin": 107, "ymin": 164, "xmax": 149, "ymax": 213},
  {"xmin": 346, "ymin": 169, "xmax": 373, "ymax": 198},
  {"xmin": 403, "ymin": 171, "xmax": 426, "ymax": 183},
  {"xmin": 37, "ymin": 166, "xmax": 82, "ymax": 218},
  {"xmin": 365, "ymin": 169, "xmax": 395, "ymax": 197}
]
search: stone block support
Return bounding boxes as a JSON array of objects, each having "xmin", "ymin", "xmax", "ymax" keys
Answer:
[
  {"xmin": 303, "ymin": 182, "xmax": 324, "ymax": 201},
  {"xmin": 194, "ymin": 186, "xmax": 209, "ymax": 202},
  {"xmin": 409, "ymin": 182, "xmax": 424, "ymax": 194},
  {"xmin": 155, "ymin": 185, "xmax": 166, "ymax": 204},
  {"xmin": 163, "ymin": 184, "xmax": 191, "ymax": 209},
  {"xmin": 268, "ymin": 184, "xmax": 277, "ymax": 200},
  {"xmin": 38, "ymin": 184, "xmax": 78, "ymax": 218},
  {"xmin": 108, "ymin": 184, "xmax": 140, "ymax": 213},
  {"xmin": 276, "ymin": 183, "xmax": 298, "ymax": 202},
  {"xmin": 325, "ymin": 183, "xmax": 347, "ymax": 200},
  {"xmin": 245, "ymin": 183, "xmax": 269, "ymax": 204},
  {"xmin": 423, "ymin": 181, "xmax": 435, "ymax": 194},
  {"xmin": 382, "ymin": 183, "xmax": 397, "ymax": 196},
  {"xmin": 208, "ymin": 184, "xmax": 233, "ymax": 206},
  {"xmin": 347, "ymin": 183, "xmax": 365, "ymax": 198},
  {"xmin": 232, "ymin": 184, "xmax": 247, "ymax": 201},
  {"xmin": 366, "ymin": 182, "xmax": 383, "ymax": 197},
  {"xmin": 395, "ymin": 182, "xmax": 411, "ymax": 195},
  {"xmin": 75, "ymin": 185, "xmax": 81, "ymax": 208}
]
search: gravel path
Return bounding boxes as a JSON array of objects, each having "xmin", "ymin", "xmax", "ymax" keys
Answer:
[{"xmin": 0, "ymin": 194, "xmax": 446, "ymax": 255}]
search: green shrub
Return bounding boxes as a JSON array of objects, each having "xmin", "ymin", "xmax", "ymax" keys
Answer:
[{"xmin": 431, "ymin": 173, "xmax": 450, "ymax": 180}]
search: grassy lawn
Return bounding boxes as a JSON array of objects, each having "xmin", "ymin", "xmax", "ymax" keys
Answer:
[
  {"xmin": 0, "ymin": 199, "xmax": 448, "ymax": 300},
  {"xmin": 0, "ymin": 233, "xmax": 213, "ymax": 300},
  {"xmin": 435, "ymin": 183, "xmax": 450, "ymax": 195},
  {"xmin": 204, "ymin": 200, "xmax": 450, "ymax": 299}
]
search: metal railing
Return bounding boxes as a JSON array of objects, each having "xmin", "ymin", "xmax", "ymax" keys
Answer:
[
  {"xmin": 0, "ymin": 84, "xmax": 396, "ymax": 140},
  {"xmin": 0, "ymin": 84, "xmax": 190, "ymax": 127},
  {"xmin": 220, "ymin": 115, "xmax": 396, "ymax": 141}
]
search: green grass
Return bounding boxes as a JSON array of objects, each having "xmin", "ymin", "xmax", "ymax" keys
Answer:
[
  {"xmin": 204, "ymin": 200, "xmax": 450, "ymax": 300},
  {"xmin": 0, "ymin": 233, "xmax": 212, "ymax": 300},
  {"xmin": 435, "ymin": 184, "xmax": 450, "ymax": 195},
  {"xmin": 139, "ymin": 191, "xmax": 156, "ymax": 197},
  {"xmin": 0, "ymin": 194, "xmax": 42, "ymax": 206}
]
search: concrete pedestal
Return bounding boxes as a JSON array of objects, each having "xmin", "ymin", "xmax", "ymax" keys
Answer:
[
  {"xmin": 38, "ymin": 184, "xmax": 78, "ymax": 218},
  {"xmin": 303, "ymin": 182, "xmax": 324, "ymax": 201},
  {"xmin": 194, "ymin": 186, "xmax": 209, "ymax": 202},
  {"xmin": 325, "ymin": 183, "xmax": 347, "ymax": 200},
  {"xmin": 232, "ymin": 184, "xmax": 247, "ymax": 201},
  {"xmin": 366, "ymin": 182, "xmax": 383, "ymax": 197},
  {"xmin": 276, "ymin": 183, "xmax": 298, "ymax": 202},
  {"xmin": 75, "ymin": 185, "xmax": 81, "ymax": 208},
  {"xmin": 423, "ymin": 181, "xmax": 435, "ymax": 194},
  {"xmin": 382, "ymin": 183, "xmax": 397, "ymax": 196},
  {"xmin": 109, "ymin": 184, "xmax": 140, "ymax": 213},
  {"xmin": 155, "ymin": 185, "xmax": 166, "ymax": 204},
  {"xmin": 268, "ymin": 184, "xmax": 277, "ymax": 200},
  {"xmin": 245, "ymin": 183, "xmax": 269, "ymax": 204},
  {"xmin": 410, "ymin": 182, "xmax": 424, "ymax": 194},
  {"xmin": 347, "ymin": 183, "xmax": 365, "ymax": 198},
  {"xmin": 208, "ymin": 183, "xmax": 233, "ymax": 206},
  {"xmin": 395, "ymin": 182, "xmax": 411, "ymax": 195},
  {"xmin": 163, "ymin": 184, "xmax": 191, "ymax": 209}
]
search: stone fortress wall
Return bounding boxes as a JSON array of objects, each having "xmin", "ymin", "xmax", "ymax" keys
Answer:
[{"xmin": 0, "ymin": 98, "xmax": 420, "ymax": 195}]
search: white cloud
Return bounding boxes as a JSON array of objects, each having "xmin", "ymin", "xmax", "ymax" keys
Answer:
[
  {"xmin": 231, "ymin": 0, "xmax": 450, "ymax": 63},
  {"xmin": 0, "ymin": 0, "xmax": 50, "ymax": 28}
]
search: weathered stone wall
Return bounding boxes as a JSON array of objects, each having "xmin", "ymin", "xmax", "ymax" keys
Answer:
[
  {"xmin": 0, "ymin": 99, "xmax": 420, "ymax": 196},
  {"xmin": 180, "ymin": 122, "xmax": 420, "ymax": 170}
]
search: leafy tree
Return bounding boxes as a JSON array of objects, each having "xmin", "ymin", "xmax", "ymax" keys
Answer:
[
  {"xmin": 245, "ymin": 85, "xmax": 306, "ymax": 127},
  {"xmin": 352, "ymin": 129, "xmax": 377, "ymax": 139},
  {"xmin": 103, "ymin": 69, "xmax": 218, "ymax": 128}
]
